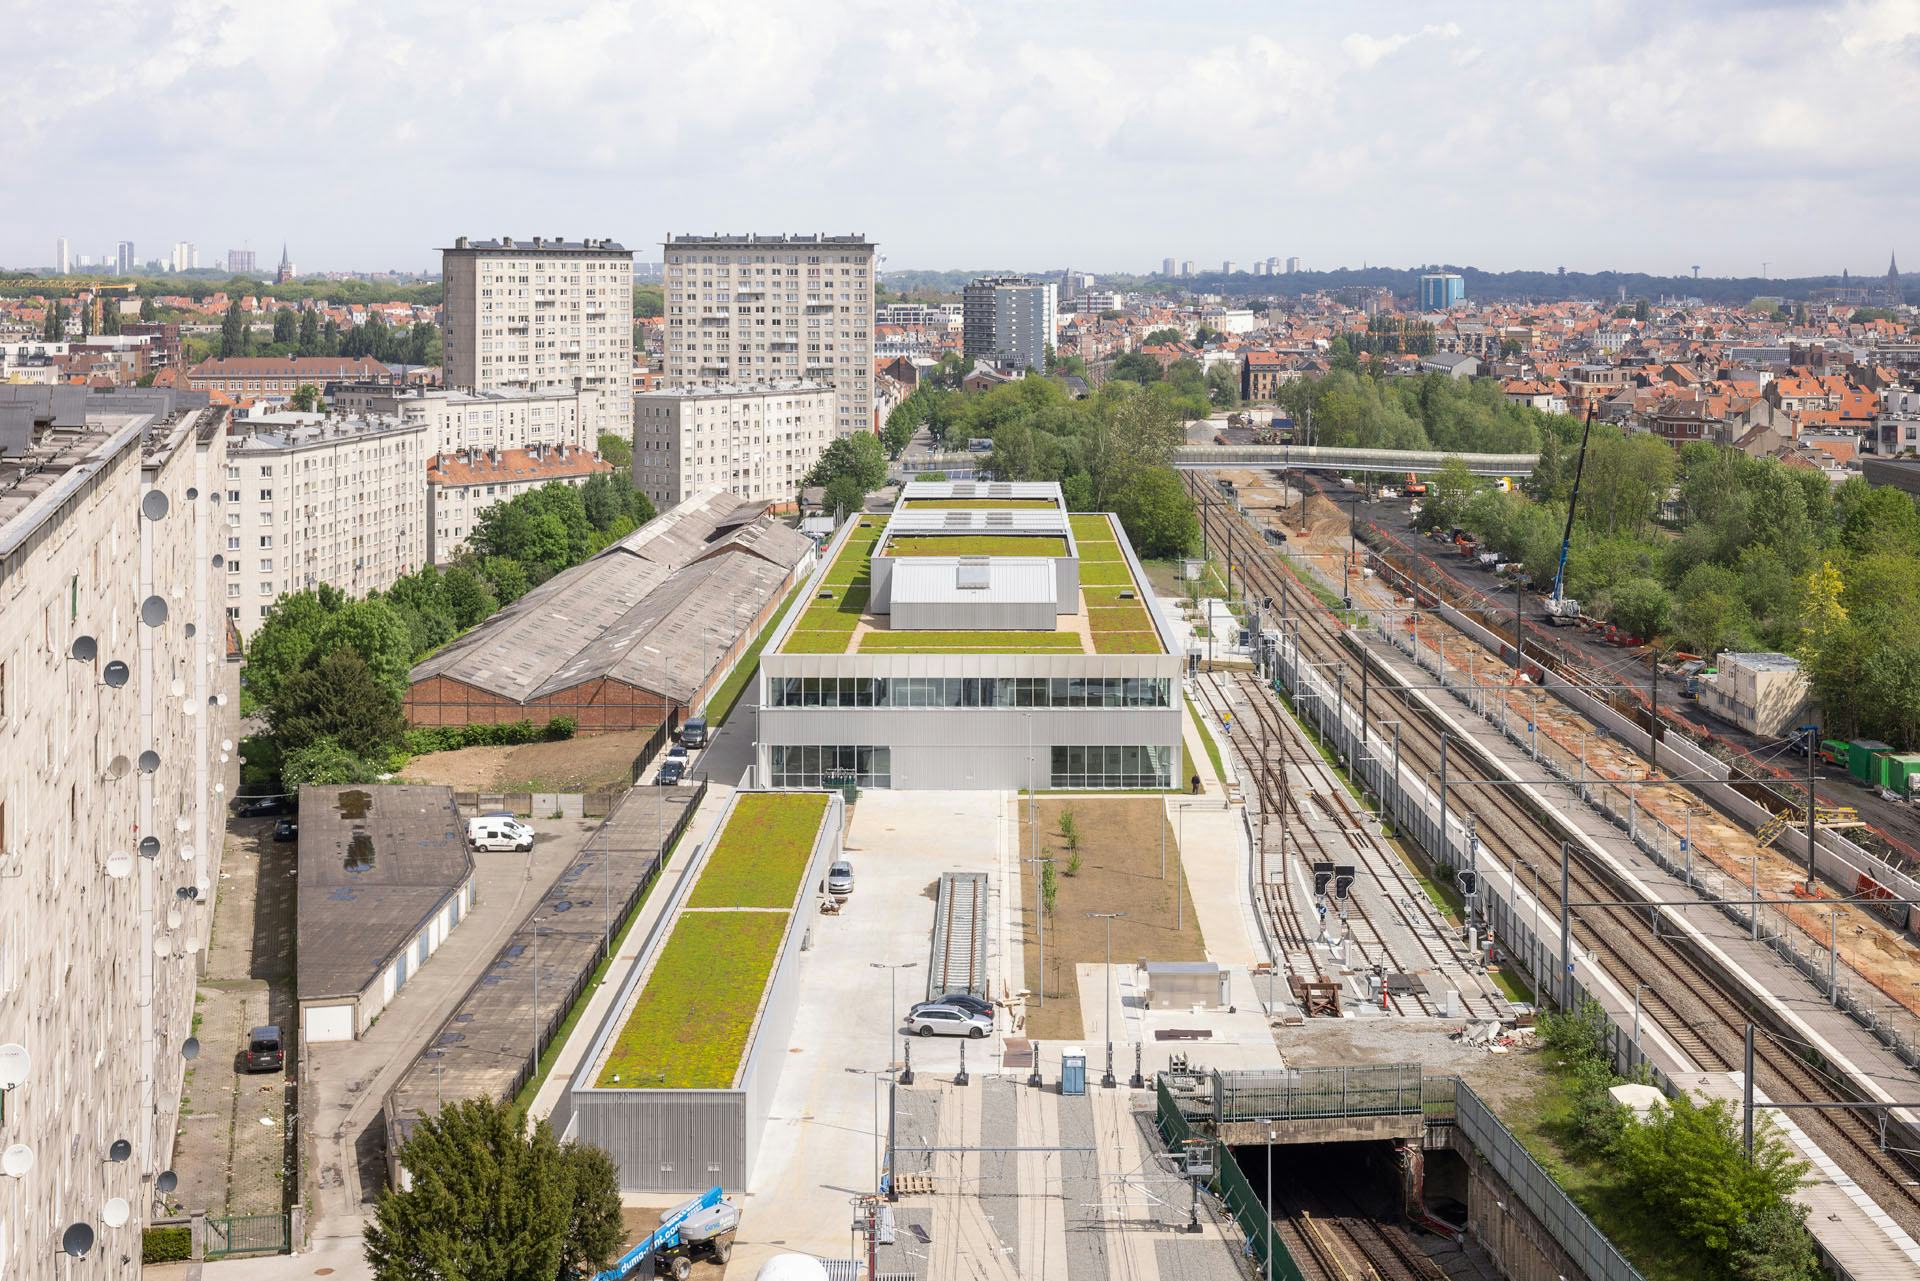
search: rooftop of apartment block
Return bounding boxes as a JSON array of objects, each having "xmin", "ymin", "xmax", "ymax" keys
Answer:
[
  {"xmin": 443, "ymin": 236, "xmax": 629, "ymax": 253},
  {"xmin": 228, "ymin": 411, "xmax": 427, "ymax": 452},
  {"xmin": 634, "ymin": 379, "xmax": 831, "ymax": 402},
  {"xmin": 664, "ymin": 232, "xmax": 870, "ymax": 247}
]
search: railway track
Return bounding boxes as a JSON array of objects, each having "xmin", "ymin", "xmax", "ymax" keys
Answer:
[
  {"xmin": 1266, "ymin": 1161, "xmax": 1448, "ymax": 1281},
  {"xmin": 1185, "ymin": 472, "xmax": 1920, "ymax": 1238}
]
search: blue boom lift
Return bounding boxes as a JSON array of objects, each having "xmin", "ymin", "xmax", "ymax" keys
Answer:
[{"xmin": 596, "ymin": 1186, "xmax": 740, "ymax": 1281}]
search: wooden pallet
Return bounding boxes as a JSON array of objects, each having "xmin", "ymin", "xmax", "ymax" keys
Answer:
[{"xmin": 892, "ymin": 1172, "xmax": 935, "ymax": 1197}]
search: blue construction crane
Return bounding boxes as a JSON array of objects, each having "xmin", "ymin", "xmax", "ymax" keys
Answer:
[
  {"xmin": 596, "ymin": 1186, "xmax": 739, "ymax": 1281},
  {"xmin": 1544, "ymin": 403, "xmax": 1597, "ymax": 627}
]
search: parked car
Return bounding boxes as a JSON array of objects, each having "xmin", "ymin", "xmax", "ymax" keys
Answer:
[
  {"xmin": 826, "ymin": 860, "xmax": 854, "ymax": 896},
  {"xmin": 679, "ymin": 716, "xmax": 709, "ymax": 749},
  {"xmin": 656, "ymin": 759, "xmax": 687, "ymax": 786},
  {"xmin": 242, "ymin": 1025, "xmax": 284, "ymax": 1073},
  {"xmin": 666, "ymin": 743, "xmax": 689, "ymax": 762},
  {"xmin": 271, "ymin": 818, "xmax": 299, "ymax": 843},
  {"xmin": 467, "ymin": 817, "xmax": 534, "ymax": 852},
  {"xmin": 910, "ymin": 993, "xmax": 992, "ymax": 1021},
  {"xmin": 234, "ymin": 795, "xmax": 291, "ymax": 818},
  {"xmin": 904, "ymin": 1004, "xmax": 992, "ymax": 1039}
]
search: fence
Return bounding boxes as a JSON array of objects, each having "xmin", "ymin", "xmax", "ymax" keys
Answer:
[
  {"xmin": 1213, "ymin": 1062, "xmax": 1428, "ymax": 1122},
  {"xmin": 629, "ymin": 719, "xmax": 676, "ymax": 785},
  {"xmin": 205, "ymin": 1213, "xmax": 289, "ymax": 1260},
  {"xmin": 1455, "ymin": 1081, "xmax": 1645, "ymax": 1281}
]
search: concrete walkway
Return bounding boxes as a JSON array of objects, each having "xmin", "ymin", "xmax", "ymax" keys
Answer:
[{"xmin": 526, "ymin": 782, "xmax": 736, "ymax": 1122}]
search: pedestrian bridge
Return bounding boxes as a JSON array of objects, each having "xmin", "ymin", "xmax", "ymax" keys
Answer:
[{"xmin": 896, "ymin": 445, "xmax": 1537, "ymax": 478}]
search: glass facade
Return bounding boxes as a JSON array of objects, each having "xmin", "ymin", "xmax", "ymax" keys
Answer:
[
  {"xmin": 769, "ymin": 745, "xmax": 893, "ymax": 789},
  {"xmin": 767, "ymin": 676, "xmax": 1171, "ymax": 710},
  {"xmin": 1049, "ymin": 745, "xmax": 1173, "ymax": 790}
]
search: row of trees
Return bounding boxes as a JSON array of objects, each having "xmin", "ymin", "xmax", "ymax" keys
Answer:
[
  {"xmin": 1278, "ymin": 369, "xmax": 1557, "ymax": 455},
  {"xmin": 243, "ymin": 469, "xmax": 656, "ymax": 788},
  {"xmin": 218, "ymin": 302, "xmax": 442, "ymax": 365},
  {"xmin": 1421, "ymin": 433, "xmax": 1920, "ymax": 745}
]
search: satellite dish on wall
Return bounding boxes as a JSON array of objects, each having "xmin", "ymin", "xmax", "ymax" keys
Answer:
[
  {"xmin": 185, "ymin": 487, "xmax": 199, "ymax": 500},
  {"xmin": 138, "ymin": 750, "xmax": 161, "ymax": 773},
  {"xmin": 184, "ymin": 623, "xmax": 196, "ymax": 638},
  {"xmin": 0, "ymin": 1045, "xmax": 29, "ymax": 1089},
  {"xmin": 105, "ymin": 852, "xmax": 133, "ymax": 879},
  {"xmin": 61, "ymin": 1223, "xmax": 94, "ymax": 1258},
  {"xmin": 211, "ymin": 554, "xmax": 224, "ymax": 568},
  {"xmin": 169, "ymin": 678, "xmax": 184, "ymax": 698},
  {"xmin": 101, "ymin": 1198, "xmax": 130, "ymax": 1229},
  {"xmin": 106, "ymin": 756, "xmax": 131, "ymax": 781},
  {"xmin": 178, "ymin": 844, "xmax": 195, "ymax": 863},
  {"xmin": 174, "ymin": 816, "xmax": 191, "ymax": 833},
  {"xmin": 0, "ymin": 1145, "xmax": 32, "ymax": 1177},
  {"xmin": 183, "ymin": 700, "xmax": 198, "ymax": 717},
  {"xmin": 138, "ymin": 836, "xmax": 160, "ymax": 858},
  {"xmin": 70, "ymin": 635, "xmax": 97, "ymax": 662},
  {"xmin": 140, "ymin": 596, "xmax": 169, "ymax": 627},
  {"xmin": 175, "ymin": 886, "xmax": 198, "ymax": 901},
  {"xmin": 184, "ymin": 936, "xmax": 201, "ymax": 955},
  {"xmin": 154, "ymin": 1170, "xmax": 178, "ymax": 1194},
  {"xmin": 152, "ymin": 936, "xmax": 170, "ymax": 957},
  {"xmin": 181, "ymin": 1038, "xmax": 200, "ymax": 1061},
  {"xmin": 141, "ymin": 490, "xmax": 169, "ymax": 521},
  {"xmin": 220, "ymin": 739, "xmax": 234, "ymax": 753},
  {"xmin": 107, "ymin": 1139, "xmax": 131, "ymax": 1163},
  {"xmin": 165, "ymin": 908, "xmax": 182, "ymax": 931},
  {"xmin": 103, "ymin": 661, "xmax": 130, "ymax": 688}
]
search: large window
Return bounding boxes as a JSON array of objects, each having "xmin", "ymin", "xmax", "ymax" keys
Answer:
[
  {"xmin": 769, "ymin": 745, "xmax": 892, "ymax": 789},
  {"xmin": 768, "ymin": 676, "xmax": 1170, "ymax": 711},
  {"xmin": 1049, "ymin": 745, "xmax": 1173, "ymax": 790}
]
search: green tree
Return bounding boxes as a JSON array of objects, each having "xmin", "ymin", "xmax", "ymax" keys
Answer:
[
  {"xmin": 219, "ymin": 300, "xmax": 248, "ymax": 357},
  {"xmin": 1840, "ymin": 484, "xmax": 1920, "ymax": 557},
  {"xmin": 1604, "ymin": 576, "xmax": 1672, "ymax": 639},
  {"xmin": 477, "ymin": 555, "xmax": 531, "ymax": 605},
  {"xmin": 823, "ymin": 474, "xmax": 869, "ymax": 517},
  {"xmin": 596, "ymin": 432, "xmax": 631, "ymax": 468},
  {"xmin": 1110, "ymin": 466, "xmax": 1197, "ymax": 558},
  {"xmin": 1672, "ymin": 564, "xmax": 1749, "ymax": 655},
  {"xmin": 1611, "ymin": 1092, "xmax": 1807, "ymax": 1265},
  {"xmin": 1420, "ymin": 456, "xmax": 1477, "ymax": 532},
  {"xmin": 405, "ymin": 321, "xmax": 441, "ymax": 367},
  {"xmin": 382, "ymin": 566, "xmax": 459, "ymax": 657},
  {"xmin": 297, "ymin": 308, "xmax": 320, "ymax": 354},
  {"xmin": 309, "ymin": 598, "xmax": 416, "ymax": 698},
  {"xmin": 579, "ymin": 473, "xmax": 626, "ymax": 531},
  {"xmin": 364, "ymin": 1097, "xmax": 622, "ymax": 1281},
  {"xmin": 280, "ymin": 737, "xmax": 378, "ymax": 788},
  {"xmin": 1205, "ymin": 362, "xmax": 1240, "ymax": 409},
  {"xmin": 1142, "ymin": 327, "xmax": 1182, "ymax": 346},
  {"xmin": 289, "ymin": 384, "xmax": 322, "ymax": 413},
  {"xmin": 139, "ymin": 296, "xmax": 158, "ymax": 322},
  {"xmin": 267, "ymin": 649, "xmax": 405, "ymax": 758},
  {"xmin": 1108, "ymin": 351, "xmax": 1164, "ymax": 384},
  {"xmin": 441, "ymin": 566, "xmax": 500, "ymax": 630},
  {"xmin": 272, "ymin": 309, "xmax": 298, "ymax": 345},
  {"xmin": 243, "ymin": 590, "xmax": 339, "ymax": 710},
  {"xmin": 804, "ymin": 432, "xmax": 887, "ymax": 491}
]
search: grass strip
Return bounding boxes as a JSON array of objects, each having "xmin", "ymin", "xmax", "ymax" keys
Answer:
[
  {"xmin": 1091, "ymin": 631, "xmax": 1163, "ymax": 654},
  {"xmin": 883, "ymin": 535, "xmax": 1069, "ymax": 558},
  {"xmin": 1079, "ymin": 562, "xmax": 1135, "ymax": 586},
  {"xmin": 781, "ymin": 631, "xmax": 854, "ymax": 654},
  {"xmin": 686, "ymin": 792, "xmax": 829, "ymax": 909},
  {"xmin": 1185, "ymin": 694, "xmax": 1228, "ymax": 781},
  {"xmin": 594, "ymin": 912, "xmax": 790, "ymax": 1089}
]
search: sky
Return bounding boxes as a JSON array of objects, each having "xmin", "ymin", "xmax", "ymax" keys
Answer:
[{"xmin": 6, "ymin": 0, "xmax": 1918, "ymax": 278}]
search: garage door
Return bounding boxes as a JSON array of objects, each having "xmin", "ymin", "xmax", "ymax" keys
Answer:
[{"xmin": 304, "ymin": 1004, "xmax": 355, "ymax": 1043}]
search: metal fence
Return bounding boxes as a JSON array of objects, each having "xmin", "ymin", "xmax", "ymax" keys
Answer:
[
  {"xmin": 1455, "ymin": 1081, "xmax": 1646, "ymax": 1281},
  {"xmin": 1213, "ymin": 1062, "xmax": 1427, "ymax": 1122},
  {"xmin": 205, "ymin": 1213, "xmax": 288, "ymax": 1259}
]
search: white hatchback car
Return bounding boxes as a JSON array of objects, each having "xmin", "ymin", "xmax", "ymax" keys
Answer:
[{"xmin": 904, "ymin": 1004, "xmax": 992, "ymax": 1039}]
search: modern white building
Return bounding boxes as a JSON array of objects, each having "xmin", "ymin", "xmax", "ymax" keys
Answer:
[
  {"xmin": 327, "ymin": 383, "xmax": 606, "ymax": 456},
  {"xmin": 961, "ymin": 275, "xmax": 1059, "ymax": 373},
  {"xmin": 633, "ymin": 381, "xmax": 834, "ymax": 509},
  {"xmin": 757, "ymin": 480, "xmax": 1183, "ymax": 790},
  {"xmin": 54, "ymin": 237, "xmax": 69, "ymax": 274},
  {"xmin": 0, "ymin": 385, "xmax": 230, "ymax": 1278},
  {"xmin": 439, "ymin": 236, "xmax": 634, "ymax": 443},
  {"xmin": 223, "ymin": 412, "xmax": 429, "ymax": 634},
  {"xmin": 662, "ymin": 233, "xmax": 875, "ymax": 437},
  {"xmin": 427, "ymin": 443, "xmax": 611, "ymax": 565}
]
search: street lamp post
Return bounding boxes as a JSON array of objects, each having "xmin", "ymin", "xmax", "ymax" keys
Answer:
[
  {"xmin": 870, "ymin": 961, "xmax": 919, "ymax": 1074},
  {"xmin": 1087, "ymin": 912, "xmax": 1126, "ymax": 1087},
  {"xmin": 1265, "ymin": 1124, "xmax": 1278, "ymax": 1280},
  {"xmin": 1027, "ymin": 855, "xmax": 1055, "ymax": 1005}
]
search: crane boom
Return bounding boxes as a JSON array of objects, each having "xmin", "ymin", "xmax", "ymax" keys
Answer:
[{"xmin": 1546, "ymin": 402, "xmax": 1597, "ymax": 625}]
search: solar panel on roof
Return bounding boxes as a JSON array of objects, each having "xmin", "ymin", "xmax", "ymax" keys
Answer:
[
  {"xmin": 984, "ymin": 511, "xmax": 1012, "ymax": 526},
  {"xmin": 956, "ymin": 559, "xmax": 990, "ymax": 589},
  {"xmin": 943, "ymin": 512, "xmax": 969, "ymax": 527}
]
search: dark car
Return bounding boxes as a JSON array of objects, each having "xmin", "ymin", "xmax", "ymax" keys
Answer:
[
  {"xmin": 909, "ymin": 993, "xmax": 992, "ymax": 1021},
  {"xmin": 234, "ymin": 795, "xmax": 291, "ymax": 818},
  {"xmin": 655, "ymin": 759, "xmax": 686, "ymax": 786},
  {"xmin": 243, "ymin": 1025, "xmax": 284, "ymax": 1074},
  {"xmin": 679, "ymin": 716, "xmax": 709, "ymax": 749},
  {"xmin": 271, "ymin": 818, "xmax": 299, "ymax": 843}
]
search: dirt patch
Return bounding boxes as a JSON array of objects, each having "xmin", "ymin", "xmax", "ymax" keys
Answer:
[
  {"xmin": 1283, "ymin": 1017, "xmax": 1548, "ymax": 1110},
  {"xmin": 398, "ymin": 729, "xmax": 654, "ymax": 793},
  {"xmin": 1018, "ymin": 797, "xmax": 1206, "ymax": 1041}
]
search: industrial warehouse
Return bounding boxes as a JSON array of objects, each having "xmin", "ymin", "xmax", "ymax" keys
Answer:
[
  {"xmin": 756, "ymin": 480, "xmax": 1184, "ymax": 789},
  {"xmin": 404, "ymin": 489, "xmax": 813, "ymax": 733}
]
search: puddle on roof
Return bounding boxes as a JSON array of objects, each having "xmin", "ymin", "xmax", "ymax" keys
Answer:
[
  {"xmin": 344, "ymin": 831, "xmax": 375, "ymax": 874},
  {"xmin": 337, "ymin": 790, "xmax": 372, "ymax": 820}
]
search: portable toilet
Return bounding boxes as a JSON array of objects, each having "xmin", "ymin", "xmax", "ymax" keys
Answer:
[
  {"xmin": 1060, "ymin": 1047, "xmax": 1087, "ymax": 1096},
  {"xmin": 1848, "ymin": 740, "xmax": 1894, "ymax": 785}
]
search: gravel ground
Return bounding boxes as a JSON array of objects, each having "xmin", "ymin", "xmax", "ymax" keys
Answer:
[{"xmin": 1280, "ymin": 1017, "xmax": 1547, "ymax": 1111}]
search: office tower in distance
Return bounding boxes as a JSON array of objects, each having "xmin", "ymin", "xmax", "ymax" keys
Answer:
[
  {"xmin": 117, "ymin": 241, "xmax": 135, "ymax": 275},
  {"xmin": 662, "ymin": 233, "xmax": 875, "ymax": 437},
  {"xmin": 962, "ymin": 275, "xmax": 1058, "ymax": 373},
  {"xmin": 229, "ymin": 249, "xmax": 257, "ymax": 275},
  {"xmin": 1180, "ymin": 259, "xmax": 1195, "ymax": 277},
  {"xmin": 1161, "ymin": 257, "xmax": 1176, "ymax": 275},
  {"xmin": 55, "ymin": 237, "xmax": 69, "ymax": 274},
  {"xmin": 441, "ymin": 235, "xmax": 635, "ymax": 443},
  {"xmin": 1418, "ymin": 272, "xmax": 1466, "ymax": 310},
  {"xmin": 1286, "ymin": 256, "xmax": 1301, "ymax": 274},
  {"xmin": 1222, "ymin": 260, "xmax": 1237, "ymax": 275}
]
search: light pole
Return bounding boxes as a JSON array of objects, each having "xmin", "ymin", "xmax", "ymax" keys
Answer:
[
  {"xmin": 1026, "ymin": 854, "xmax": 1054, "ymax": 1005},
  {"xmin": 1265, "ymin": 1123, "xmax": 1277, "ymax": 1280},
  {"xmin": 871, "ymin": 961, "xmax": 919, "ymax": 1071},
  {"xmin": 531, "ymin": 923, "xmax": 542, "ymax": 1070},
  {"xmin": 1087, "ymin": 912, "xmax": 1126, "ymax": 1087}
]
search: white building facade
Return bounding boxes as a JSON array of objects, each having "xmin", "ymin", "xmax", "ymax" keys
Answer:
[
  {"xmin": 327, "ymin": 383, "xmax": 606, "ymax": 456},
  {"xmin": 961, "ymin": 275, "xmax": 1059, "ymax": 372},
  {"xmin": 0, "ymin": 392, "xmax": 230, "ymax": 1279},
  {"xmin": 223, "ymin": 413, "xmax": 429, "ymax": 634},
  {"xmin": 633, "ymin": 382, "xmax": 834, "ymax": 509},
  {"xmin": 662, "ymin": 233, "xmax": 875, "ymax": 437},
  {"xmin": 439, "ymin": 236, "xmax": 633, "ymax": 444}
]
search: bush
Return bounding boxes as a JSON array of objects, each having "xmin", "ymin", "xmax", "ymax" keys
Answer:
[
  {"xmin": 402, "ymin": 717, "xmax": 576, "ymax": 755},
  {"xmin": 143, "ymin": 1226, "xmax": 191, "ymax": 1263}
]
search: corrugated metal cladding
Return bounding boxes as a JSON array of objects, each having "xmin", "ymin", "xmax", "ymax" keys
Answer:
[
  {"xmin": 885, "ymin": 509, "xmax": 1069, "ymax": 535},
  {"xmin": 564, "ymin": 791, "xmax": 846, "ymax": 1192},
  {"xmin": 891, "ymin": 559, "xmax": 1055, "ymax": 632}
]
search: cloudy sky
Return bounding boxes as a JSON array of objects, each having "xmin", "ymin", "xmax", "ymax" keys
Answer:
[{"xmin": 6, "ymin": 0, "xmax": 1916, "ymax": 277}]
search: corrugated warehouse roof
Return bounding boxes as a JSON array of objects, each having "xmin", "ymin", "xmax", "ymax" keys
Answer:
[{"xmin": 411, "ymin": 489, "xmax": 810, "ymax": 703}]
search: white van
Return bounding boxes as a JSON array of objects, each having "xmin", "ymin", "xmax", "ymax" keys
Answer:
[{"xmin": 467, "ymin": 817, "xmax": 534, "ymax": 852}]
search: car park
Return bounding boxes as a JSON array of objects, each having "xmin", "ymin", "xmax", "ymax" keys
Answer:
[
  {"xmin": 242, "ymin": 1025, "xmax": 284, "ymax": 1073},
  {"xmin": 904, "ymin": 1004, "xmax": 991, "ymax": 1039},
  {"xmin": 909, "ymin": 993, "xmax": 991, "ymax": 1021},
  {"xmin": 271, "ymin": 818, "xmax": 299, "ymax": 843}
]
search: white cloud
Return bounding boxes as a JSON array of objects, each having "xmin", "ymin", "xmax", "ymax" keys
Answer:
[{"xmin": 2, "ymin": 1, "xmax": 1916, "ymax": 275}]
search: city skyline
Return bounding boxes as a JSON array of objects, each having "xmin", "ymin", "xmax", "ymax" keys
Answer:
[{"xmin": 6, "ymin": 1, "xmax": 1918, "ymax": 277}]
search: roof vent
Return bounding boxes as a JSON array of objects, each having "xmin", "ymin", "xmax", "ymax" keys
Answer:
[{"xmin": 957, "ymin": 559, "xmax": 990, "ymax": 590}]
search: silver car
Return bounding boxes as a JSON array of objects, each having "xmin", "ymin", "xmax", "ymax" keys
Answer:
[
  {"xmin": 904, "ymin": 1004, "xmax": 991, "ymax": 1039},
  {"xmin": 826, "ymin": 860, "xmax": 854, "ymax": 896}
]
